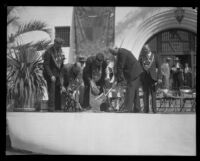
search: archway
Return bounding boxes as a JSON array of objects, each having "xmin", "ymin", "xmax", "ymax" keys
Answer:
[
  {"xmin": 131, "ymin": 7, "xmax": 197, "ymax": 58},
  {"xmin": 132, "ymin": 8, "xmax": 197, "ymax": 89},
  {"xmin": 140, "ymin": 28, "xmax": 196, "ymax": 88}
]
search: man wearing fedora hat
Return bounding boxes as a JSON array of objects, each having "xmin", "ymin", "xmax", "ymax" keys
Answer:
[
  {"xmin": 82, "ymin": 53, "xmax": 108, "ymax": 110},
  {"xmin": 171, "ymin": 57, "xmax": 183, "ymax": 94},
  {"xmin": 76, "ymin": 56, "xmax": 87, "ymax": 107},
  {"xmin": 43, "ymin": 37, "xmax": 65, "ymax": 111}
]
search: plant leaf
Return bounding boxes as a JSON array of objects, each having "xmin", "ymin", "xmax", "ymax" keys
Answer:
[{"xmin": 14, "ymin": 20, "xmax": 52, "ymax": 39}]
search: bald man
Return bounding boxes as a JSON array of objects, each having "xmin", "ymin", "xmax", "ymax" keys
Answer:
[{"xmin": 109, "ymin": 47, "xmax": 143, "ymax": 113}]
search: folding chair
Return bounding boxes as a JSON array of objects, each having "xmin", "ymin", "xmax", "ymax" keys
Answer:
[
  {"xmin": 157, "ymin": 89, "xmax": 179, "ymax": 113},
  {"xmin": 179, "ymin": 87, "xmax": 196, "ymax": 112}
]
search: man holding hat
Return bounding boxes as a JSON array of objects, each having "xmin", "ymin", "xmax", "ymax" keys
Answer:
[
  {"xmin": 43, "ymin": 37, "xmax": 65, "ymax": 111},
  {"xmin": 82, "ymin": 53, "xmax": 108, "ymax": 110}
]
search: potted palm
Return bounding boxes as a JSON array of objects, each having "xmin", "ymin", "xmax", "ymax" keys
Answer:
[
  {"xmin": 7, "ymin": 6, "xmax": 51, "ymax": 111},
  {"xmin": 7, "ymin": 47, "xmax": 47, "ymax": 111}
]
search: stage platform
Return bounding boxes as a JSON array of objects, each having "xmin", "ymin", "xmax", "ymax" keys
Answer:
[{"xmin": 7, "ymin": 112, "xmax": 196, "ymax": 155}]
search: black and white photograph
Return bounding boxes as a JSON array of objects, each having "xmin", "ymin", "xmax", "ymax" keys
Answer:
[{"xmin": 6, "ymin": 6, "xmax": 197, "ymax": 155}]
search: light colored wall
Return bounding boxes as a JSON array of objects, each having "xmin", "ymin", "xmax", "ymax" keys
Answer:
[
  {"xmin": 8, "ymin": 7, "xmax": 153, "ymax": 62},
  {"xmin": 115, "ymin": 7, "xmax": 197, "ymax": 58},
  {"xmin": 115, "ymin": 7, "xmax": 158, "ymax": 51},
  {"xmin": 8, "ymin": 7, "xmax": 197, "ymax": 60},
  {"xmin": 7, "ymin": 7, "xmax": 73, "ymax": 64}
]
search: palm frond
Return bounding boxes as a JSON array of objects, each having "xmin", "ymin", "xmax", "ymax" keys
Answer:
[
  {"xmin": 31, "ymin": 39, "xmax": 52, "ymax": 51},
  {"xmin": 12, "ymin": 39, "xmax": 51, "ymax": 52},
  {"xmin": 7, "ymin": 6, "xmax": 15, "ymax": 16},
  {"xmin": 7, "ymin": 45, "xmax": 47, "ymax": 108},
  {"xmin": 12, "ymin": 42, "xmax": 33, "ymax": 51},
  {"xmin": 7, "ymin": 55, "xmax": 20, "ymax": 68},
  {"xmin": 7, "ymin": 16, "xmax": 19, "ymax": 26},
  {"xmin": 14, "ymin": 20, "xmax": 52, "ymax": 39}
]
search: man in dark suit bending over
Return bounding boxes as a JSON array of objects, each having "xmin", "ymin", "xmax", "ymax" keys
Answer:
[
  {"xmin": 43, "ymin": 38, "xmax": 65, "ymax": 111},
  {"xmin": 109, "ymin": 47, "xmax": 143, "ymax": 113},
  {"xmin": 82, "ymin": 53, "xmax": 108, "ymax": 110}
]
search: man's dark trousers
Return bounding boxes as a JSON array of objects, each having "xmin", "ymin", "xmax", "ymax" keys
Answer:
[
  {"xmin": 46, "ymin": 77, "xmax": 61, "ymax": 111},
  {"xmin": 142, "ymin": 72, "xmax": 157, "ymax": 113},
  {"xmin": 123, "ymin": 76, "xmax": 141, "ymax": 112}
]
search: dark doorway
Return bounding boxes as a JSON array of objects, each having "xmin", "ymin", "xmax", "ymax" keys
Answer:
[{"xmin": 140, "ymin": 28, "xmax": 196, "ymax": 88}]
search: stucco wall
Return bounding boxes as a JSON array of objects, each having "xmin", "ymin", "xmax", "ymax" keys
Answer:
[
  {"xmin": 8, "ymin": 7, "xmax": 196, "ymax": 60},
  {"xmin": 115, "ymin": 7, "xmax": 197, "ymax": 59}
]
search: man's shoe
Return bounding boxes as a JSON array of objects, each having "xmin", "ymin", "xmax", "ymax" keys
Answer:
[
  {"xmin": 143, "ymin": 109, "xmax": 149, "ymax": 113},
  {"xmin": 118, "ymin": 109, "xmax": 130, "ymax": 113},
  {"xmin": 133, "ymin": 108, "xmax": 141, "ymax": 113},
  {"xmin": 82, "ymin": 106, "xmax": 92, "ymax": 111},
  {"xmin": 152, "ymin": 108, "xmax": 157, "ymax": 113},
  {"xmin": 86, "ymin": 106, "xmax": 92, "ymax": 110}
]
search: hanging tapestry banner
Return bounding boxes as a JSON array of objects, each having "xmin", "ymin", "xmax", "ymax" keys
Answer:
[{"xmin": 69, "ymin": 7, "xmax": 115, "ymax": 62}]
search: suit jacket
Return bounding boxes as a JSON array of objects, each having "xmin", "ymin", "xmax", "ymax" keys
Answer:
[
  {"xmin": 116, "ymin": 48, "xmax": 143, "ymax": 82},
  {"xmin": 83, "ymin": 56, "xmax": 107, "ymax": 86},
  {"xmin": 43, "ymin": 45, "xmax": 64, "ymax": 83},
  {"xmin": 139, "ymin": 52, "xmax": 162, "ymax": 81},
  {"xmin": 171, "ymin": 63, "xmax": 183, "ymax": 81},
  {"xmin": 61, "ymin": 63, "xmax": 82, "ymax": 88}
]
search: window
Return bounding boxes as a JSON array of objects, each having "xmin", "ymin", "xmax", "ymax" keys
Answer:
[{"xmin": 55, "ymin": 26, "xmax": 70, "ymax": 47}]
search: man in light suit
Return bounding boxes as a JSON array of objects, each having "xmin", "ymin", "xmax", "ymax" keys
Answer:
[{"xmin": 161, "ymin": 57, "xmax": 171, "ymax": 89}]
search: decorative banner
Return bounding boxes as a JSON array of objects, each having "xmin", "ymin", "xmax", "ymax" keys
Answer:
[{"xmin": 69, "ymin": 7, "xmax": 115, "ymax": 62}]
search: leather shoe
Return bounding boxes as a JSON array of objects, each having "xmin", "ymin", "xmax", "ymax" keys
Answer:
[
  {"xmin": 152, "ymin": 108, "xmax": 157, "ymax": 113},
  {"xmin": 118, "ymin": 109, "xmax": 130, "ymax": 113}
]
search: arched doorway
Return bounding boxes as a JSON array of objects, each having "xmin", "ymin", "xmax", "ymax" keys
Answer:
[
  {"xmin": 140, "ymin": 28, "xmax": 196, "ymax": 88},
  {"xmin": 131, "ymin": 7, "xmax": 197, "ymax": 59}
]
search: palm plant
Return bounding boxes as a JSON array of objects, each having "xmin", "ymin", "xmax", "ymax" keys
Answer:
[
  {"xmin": 7, "ymin": 46, "xmax": 47, "ymax": 110},
  {"xmin": 7, "ymin": 6, "xmax": 52, "ymax": 51},
  {"xmin": 7, "ymin": 6, "xmax": 52, "ymax": 111}
]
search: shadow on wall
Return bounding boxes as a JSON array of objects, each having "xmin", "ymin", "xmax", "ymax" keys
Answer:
[{"xmin": 115, "ymin": 7, "xmax": 158, "ymax": 37}]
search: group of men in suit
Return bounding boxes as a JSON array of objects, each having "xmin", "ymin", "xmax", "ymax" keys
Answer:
[
  {"xmin": 43, "ymin": 38, "xmax": 108, "ymax": 111},
  {"xmin": 43, "ymin": 37, "xmax": 162, "ymax": 113},
  {"xmin": 109, "ymin": 44, "xmax": 162, "ymax": 113}
]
